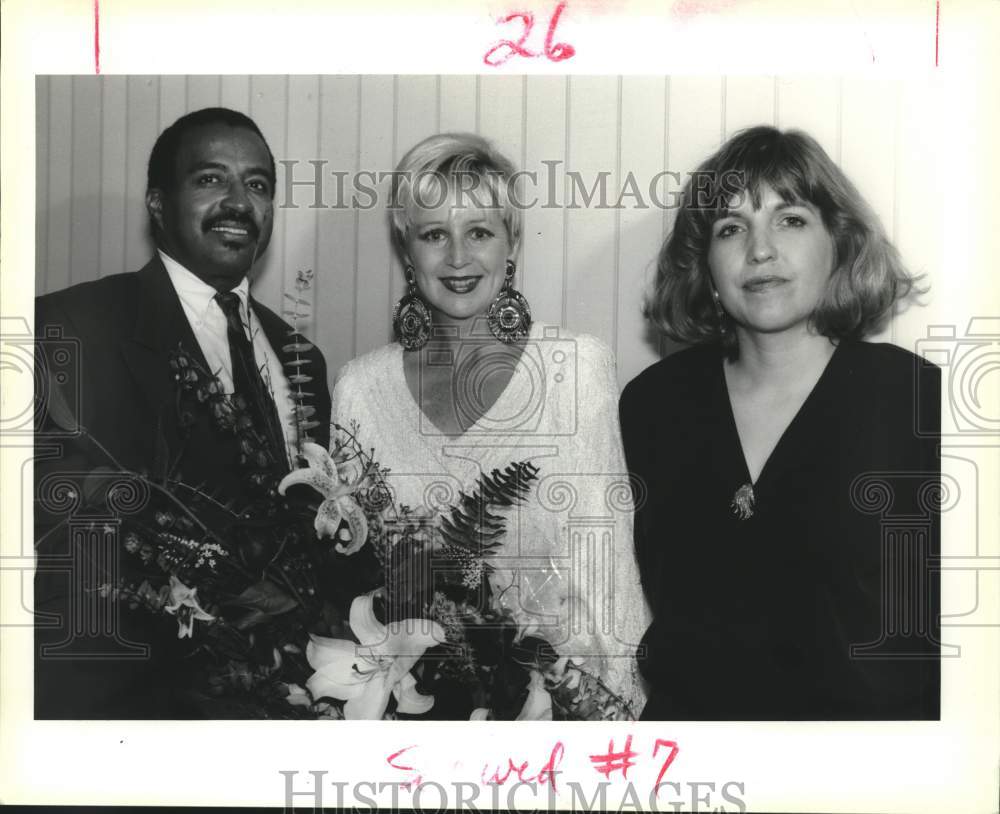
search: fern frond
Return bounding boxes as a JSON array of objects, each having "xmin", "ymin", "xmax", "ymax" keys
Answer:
[
  {"xmin": 380, "ymin": 461, "xmax": 539, "ymax": 621},
  {"xmin": 438, "ymin": 461, "xmax": 539, "ymax": 557}
]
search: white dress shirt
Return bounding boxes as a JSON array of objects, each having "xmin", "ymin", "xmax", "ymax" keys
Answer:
[{"xmin": 159, "ymin": 250, "xmax": 297, "ymax": 465}]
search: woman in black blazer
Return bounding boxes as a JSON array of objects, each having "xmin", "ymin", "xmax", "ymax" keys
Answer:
[{"xmin": 621, "ymin": 126, "xmax": 941, "ymax": 720}]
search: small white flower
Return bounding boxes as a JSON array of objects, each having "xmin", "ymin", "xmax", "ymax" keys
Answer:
[{"xmin": 163, "ymin": 575, "xmax": 215, "ymax": 638}]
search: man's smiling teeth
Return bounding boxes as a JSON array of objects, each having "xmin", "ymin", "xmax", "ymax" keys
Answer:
[{"xmin": 211, "ymin": 224, "xmax": 250, "ymax": 235}]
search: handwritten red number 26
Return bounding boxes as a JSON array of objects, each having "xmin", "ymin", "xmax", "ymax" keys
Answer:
[{"xmin": 484, "ymin": 1, "xmax": 576, "ymax": 67}]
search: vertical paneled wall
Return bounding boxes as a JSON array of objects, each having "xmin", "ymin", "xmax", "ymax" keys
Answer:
[{"xmin": 36, "ymin": 75, "xmax": 928, "ymax": 388}]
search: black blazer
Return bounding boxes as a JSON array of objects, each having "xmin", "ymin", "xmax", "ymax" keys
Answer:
[
  {"xmin": 620, "ymin": 341, "xmax": 941, "ymax": 720},
  {"xmin": 33, "ymin": 257, "xmax": 332, "ymax": 718}
]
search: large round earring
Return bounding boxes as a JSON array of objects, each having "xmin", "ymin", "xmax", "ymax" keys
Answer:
[
  {"xmin": 393, "ymin": 266, "xmax": 432, "ymax": 351},
  {"xmin": 487, "ymin": 260, "xmax": 532, "ymax": 344}
]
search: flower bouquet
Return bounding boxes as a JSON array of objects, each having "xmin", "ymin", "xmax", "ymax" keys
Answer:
[
  {"xmin": 71, "ymin": 344, "xmax": 633, "ymax": 720},
  {"xmin": 283, "ymin": 428, "xmax": 637, "ymax": 721}
]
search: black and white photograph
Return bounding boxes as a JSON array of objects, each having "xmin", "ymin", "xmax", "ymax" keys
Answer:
[{"xmin": 2, "ymin": 2, "xmax": 999, "ymax": 812}]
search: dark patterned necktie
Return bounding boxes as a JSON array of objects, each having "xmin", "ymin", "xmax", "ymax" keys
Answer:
[{"xmin": 214, "ymin": 291, "xmax": 287, "ymax": 473}]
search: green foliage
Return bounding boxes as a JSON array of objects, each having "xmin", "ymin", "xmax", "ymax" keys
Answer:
[{"xmin": 382, "ymin": 461, "xmax": 540, "ymax": 623}]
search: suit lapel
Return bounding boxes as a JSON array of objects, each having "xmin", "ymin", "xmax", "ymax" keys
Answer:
[
  {"xmin": 121, "ymin": 256, "xmax": 210, "ymax": 415},
  {"xmin": 250, "ymin": 295, "xmax": 293, "ymax": 354}
]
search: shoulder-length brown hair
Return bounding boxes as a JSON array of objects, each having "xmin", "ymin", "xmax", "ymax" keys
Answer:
[{"xmin": 645, "ymin": 126, "xmax": 924, "ymax": 356}]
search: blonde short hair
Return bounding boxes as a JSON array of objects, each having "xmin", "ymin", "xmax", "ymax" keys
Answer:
[{"xmin": 388, "ymin": 133, "xmax": 523, "ymax": 263}]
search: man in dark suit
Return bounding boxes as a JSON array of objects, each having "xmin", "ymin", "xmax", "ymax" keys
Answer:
[{"xmin": 34, "ymin": 108, "xmax": 331, "ymax": 718}]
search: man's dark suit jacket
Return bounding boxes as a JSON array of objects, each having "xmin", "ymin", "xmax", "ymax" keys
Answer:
[{"xmin": 34, "ymin": 256, "xmax": 332, "ymax": 718}]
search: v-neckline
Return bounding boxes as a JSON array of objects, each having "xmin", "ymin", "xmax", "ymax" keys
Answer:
[
  {"xmin": 394, "ymin": 323, "xmax": 537, "ymax": 442},
  {"xmin": 716, "ymin": 341, "xmax": 844, "ymax": 492}
]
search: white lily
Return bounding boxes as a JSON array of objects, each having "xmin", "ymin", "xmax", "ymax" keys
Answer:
[
  {"xmin": 305, "ymin": 591, "xmax": 443, "ymax": 720},
  {"xmin": 163, "ymin": 575, "xmax": 215, "ymax": 638},
  {"xmin": 278, "ymin": 442, "xmax": 369, "ymax": 554}
]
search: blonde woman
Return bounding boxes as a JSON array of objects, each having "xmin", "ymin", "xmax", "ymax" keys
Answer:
[{"xmin": 332, "ymin": 133, "xmax": 649, "ymax": 719}]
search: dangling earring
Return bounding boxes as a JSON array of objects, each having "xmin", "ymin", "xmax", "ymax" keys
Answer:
[
  {"xmin": 711, "ymin": 286, "xmax": 727, "ymax": 337},
  {"xmin": 487, "ymin": 260, "xmax": 532, "ymax": 344},
  {"xmin": 393, "ymin": 266, "xmax": 432, "ymax": 350}
]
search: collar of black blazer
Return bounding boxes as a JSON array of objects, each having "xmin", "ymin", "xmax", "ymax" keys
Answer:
[{"xmin": 124, "ymin": 256, "xmax": 322, "ymax": 451}]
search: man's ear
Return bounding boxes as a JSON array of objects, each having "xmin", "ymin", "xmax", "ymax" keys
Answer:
[{"xmin": 145, "ymin": 188, "xmax": 165, "ymax": 232}]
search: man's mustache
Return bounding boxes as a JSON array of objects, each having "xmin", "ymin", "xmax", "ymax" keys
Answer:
[{"xmin": 203, "ymin": 215, "xmax": 259, "ymax": 240}]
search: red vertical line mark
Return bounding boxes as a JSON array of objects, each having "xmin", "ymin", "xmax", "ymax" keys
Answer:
[
  {"xmin": 351, "ymin": 76, "xmax": 362, "ymax": 360},
  {"xmin": 659, "ymin": 76, "xmax": 670, "ymax": 359},
  {"xmin": 94, "ymin": 0, "xmax": 101, "ymax": 74},
  {"xmin": 935, "ymin": 0, "xmax": 940, "ymax": 68},
  {"xmin": 520, "ymin": 75, "xmax": 528, "ymax": 290},
  {"xmin": 561, "ymin": 76, "xmax": 571, "ymax": 329},
  {"xmin": 611, "ymin": 76, "xmax": 622, "ymax": 359}
]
